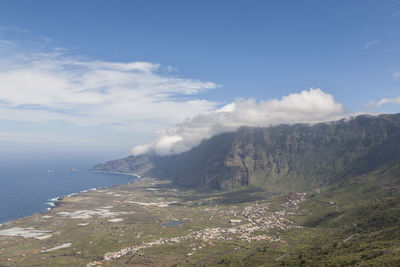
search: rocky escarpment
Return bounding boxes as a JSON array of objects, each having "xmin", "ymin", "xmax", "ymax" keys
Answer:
[
  {"xmin": 92, "ymin": 113, "xmax": 400, "ymax": 191},
  {"xmin": 93, "ymin": 154, "xmax": 154, "ymax": 174}
]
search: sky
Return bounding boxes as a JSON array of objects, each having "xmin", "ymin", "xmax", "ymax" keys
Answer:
[{"xmin": 0, "ymin": 0, "xmax": 399, "ymax": 159}]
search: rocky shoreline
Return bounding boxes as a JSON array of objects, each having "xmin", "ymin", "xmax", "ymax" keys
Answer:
[{"xmin": 0, "ymin": 177, "xmax": 306, "ymax": 266}]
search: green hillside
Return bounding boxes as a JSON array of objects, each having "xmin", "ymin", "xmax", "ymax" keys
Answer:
[{"xmin": 91, "ymin": 113, "xmax": 400, "ymax": 265}]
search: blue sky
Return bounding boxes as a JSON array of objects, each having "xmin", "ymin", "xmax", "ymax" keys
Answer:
[{"xmin": 0, "ymin": 0, "xmax": 399, "ymax": 158}]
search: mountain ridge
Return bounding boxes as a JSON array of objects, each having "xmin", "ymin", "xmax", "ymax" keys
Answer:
[{"xmin": 92, "ymin": 113, "xmax": 400, "ymax": 192}]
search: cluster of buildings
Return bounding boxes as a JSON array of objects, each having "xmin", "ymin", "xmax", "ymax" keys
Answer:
[{"xmin": 87, "ymin": 193, "xmax": 306, "ymax": 267}]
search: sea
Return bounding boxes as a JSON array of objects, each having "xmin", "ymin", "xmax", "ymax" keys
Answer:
[{"xmin": 0, "ymin": 154, "xmax": 137, "ymax": 224}]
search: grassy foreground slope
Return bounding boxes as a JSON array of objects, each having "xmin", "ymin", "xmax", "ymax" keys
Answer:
[{"xmin": 274, "ymin": 162, "xmax": 400, "ymax": 266}]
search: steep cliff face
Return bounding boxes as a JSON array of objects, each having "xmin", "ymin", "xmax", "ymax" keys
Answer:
[
  {"xmin": 214, "ymin": 115, "xmax": 400, "ymax": 190},
  {"xmin": 92, "ymin": 113, "xmax": 400, "ymax": 191}
]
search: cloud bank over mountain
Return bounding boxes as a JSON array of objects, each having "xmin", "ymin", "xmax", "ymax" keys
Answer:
[
  {"xmin": 0, "ymin": 37, "xmax": 350, "ymax": 153},
  {"xmin": 132, "ymin": 88, "xmax": 346, "ymax": 156}
]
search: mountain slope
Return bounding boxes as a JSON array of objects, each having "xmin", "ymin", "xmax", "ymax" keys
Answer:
[
  {"xmin": 93, "ymin": 113, "xmax": 400, "ymax": 191},
  {"xmin": 90, "ymin": 113, "xmax": 400, "ymax": 265}
]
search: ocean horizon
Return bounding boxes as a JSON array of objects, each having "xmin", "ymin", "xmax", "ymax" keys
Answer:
[{"xmin": 0, "ymin": 155, "xmax": 136, "ymax": 224}]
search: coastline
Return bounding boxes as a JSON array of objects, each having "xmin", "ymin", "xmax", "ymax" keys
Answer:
[
  {"xmin": 44, "ymin": 171, "xmax": 141, "ymax": 212},
  {"xmin": 0, "ymin": 176, "xmax": 308, "ymax": 267},
  {"xmin": 0, "ymin": 171, "xmax": 141, "ymax": 226},
  {"xmin": 0, "ymin": 176, "xmax": 180, "ymax": 266},
  {"xmin": 90, "ymin": 170, "xmax": 141, "ymax": 178}
]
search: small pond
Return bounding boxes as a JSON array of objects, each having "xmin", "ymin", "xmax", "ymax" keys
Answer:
[{"xmin": 161, "ymin": 220, "xmax": 184, "ymax": 227}]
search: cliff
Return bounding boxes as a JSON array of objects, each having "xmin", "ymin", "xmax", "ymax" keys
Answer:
[{"xmin": 92, "ymin": 113, "xmax": 400, "ymax": 191}]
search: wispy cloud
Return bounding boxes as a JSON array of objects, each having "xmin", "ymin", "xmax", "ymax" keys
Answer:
[
  {"xmin": 367, "ymin": 96, "xmax": 400, "ymax": 108},
  {"xmin": 0, "ymin": 39, "xmax": 16, "ymax": 46},
  {"xmin": 376, "ymin": 96, "xmax": 400, "ymax": 106},
  {"xmin": 0, "ymin": 31, "xmax": 349, "ymax": 152},
  {"xmin": 0, "ymin": 42, "xmax": 220, "ymax": 133},
  {"xmin": 363, "ymin": 39, "xmax": 379, "ymax": 50},
  {"xmin": 132, "ymin": 89, "xmax": 346, "ymax": 156},
  {"xmin": 379, "ymin": 1, "xmax": 400, "ymax": 12},
  {"xmin": 392, "ymin": 11, "xmax": 400, "ymax": 17},
  {"xmin": 0, "ymin": 132, "xmax": 94, "ymax": 143},
  {"xmin": 393, "ymin": 72, "xmax": 400, "ymax": 79},
  {"xmin": 0, "ymin": 25, "xmax": 30, "ymax": 33}
]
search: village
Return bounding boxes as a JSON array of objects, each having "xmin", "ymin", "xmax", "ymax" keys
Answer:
[
  {"xmin": 0, "ymin": 177, "xmax": 308, "ymax": 267},
  {"xmin": 87, "ymin": 192, "xmax": 306, "ymax": 266}
]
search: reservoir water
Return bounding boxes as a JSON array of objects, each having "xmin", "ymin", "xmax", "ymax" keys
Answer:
[{"xmin": 161, "ymin": 221, "xmax": 184, "ymax": 227}]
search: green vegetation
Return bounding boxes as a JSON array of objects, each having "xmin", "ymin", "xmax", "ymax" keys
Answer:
[
  {"xmin": 1, "ymin": 168, "xmax": 400, "ymax": 266},
  {"xmin": 272, "ymin": 162, "xmax": 400, "ymax": 266},
  {"xmin": 2, "ymin": 113, "xmax": 400, "ymax": 266}
]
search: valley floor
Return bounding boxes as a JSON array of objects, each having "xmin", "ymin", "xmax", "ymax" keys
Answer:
[{"xmin": 0, "ymin": 175, "xmax": 399, "ymax": 266}]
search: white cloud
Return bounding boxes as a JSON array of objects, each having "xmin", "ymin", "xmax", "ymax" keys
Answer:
[
  {"xmin": 393, "ymin": 72, "xmax": 400, "ymax": 79},
  {"xmin": 376, "ymin": 96, "xmax": 400, "ymax": 106},
  {"xmin": 0, "ymin": 39, "xmax": 16, "ymax": 46},
  {"xmin": 363, "ymin": 40, "xmax": 379, "ymax": 50},
  {"xmin": 132, "ymin": 88, "xmax": 345, "ymax": 156},
  {"xmin": 0, "ymin": 35, "xmax": 347, "ymax": 152},
  {"xmin": 0, "ymin": 132, "xmax": 93, "ymax": 143},
  {"xmin": 0, "ymin": 26, "xmax": 29, "ymax": 33},
  {"xmin": 0, "ymin": 48, "xmax": 219, "ymax": 133}
]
